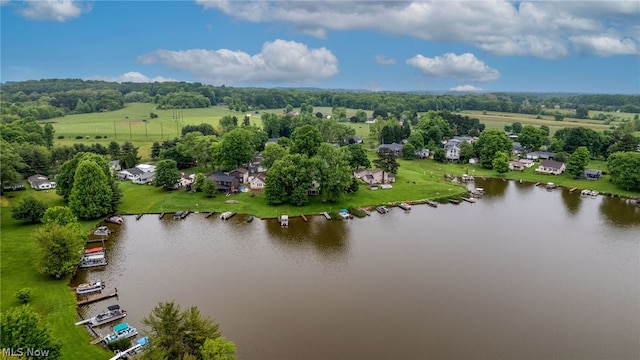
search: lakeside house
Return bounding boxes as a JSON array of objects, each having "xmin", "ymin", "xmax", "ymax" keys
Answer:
[
  {"xmin": 354, "ymin": 168, "xmax": 395, "ymax": 185},
  {"xmin": 249, "ymin": 172, "xmax": 266, "ymax": 190},
  {"xmin": 27, "ymin": 174, "xmax": 56, "ymax": 190},
  {"xmin": 535, "ymin": 160, "xmax": 566, "ymax": 175},
  {"xmin": 207, "ymin": 172, "xmax": 240, "ymax": 193},
  {"xmin": 118, "ymin": 164, "xmax": 156, "ymax": 182},
  {"xmin": 526, "ymin": 151, "xmax": 555, "ymax": 161},
  {"xmin": 132, "ymin": 171, "xmax": 155, "ymax": 185},
  {"xmin": 444, "ymin": 136, "xmax": 473, "ymax": 161},
  {"xmin": 226, "ymin": 168, "xmax": 249, "ymax": 184},
  {"xmin": 415, "ymin": 148, "xmax": 430, "ymax": 159},
  {"xmin": 377, "ymin": 143, "xmax": 403, "ymax": 157},
  {"xmin": 517, "ymin": 158, "xmax": 536, "ymax": 168},
  {"xmin": 509, "ymin": 161, "xmax": 525, "ymax": 171},
  {"xmin": 584, "ymin": 169, "xmax": 602, "ymax": 180}
]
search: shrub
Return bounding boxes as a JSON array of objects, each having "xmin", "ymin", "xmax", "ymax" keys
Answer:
[
  {"xmin": 57, "ymin": 135, "xmax": 65, "ymax": 139},
  {"xmin": 15, "ymin": 288, "xmax": 31, "ymax": 303},
  {"xmin": 95, "ymin": 135, "xmax": 102, "ymax": 139},
  {"xmin": 150, "ymin": 112, "xmax": 158, "ymax": 118},
  {"xmin": 75, "ymin": 135, "xmax": 83, "ymax": 139},
  {"xmin": 106, "ymin": 338, "xmax": 131, "ymax": 352}
]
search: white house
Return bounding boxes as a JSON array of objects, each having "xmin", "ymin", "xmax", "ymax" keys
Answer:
[
  {"xmin": 27, "ymin": 174, "xmax": 55, "ymax": 190},
  {"xmin": 249, "ymin": 172, "xmax": 266, "ymax": 190},
  {"xmin": 132, "ymin": 171, "xmax": 155, "ymax": 185},
  {"xmin": 226, "ymin": 168, "xmax": 249, "ymax": 184},
  {"xmin": 354, "ymin": 168, "xmax": 395, "ymax": 185},
  {"xmin": 509, "ymin": 161, "xmax": 525, "ymax": 171},
  {"xmin": 536, "ymin": 160, "xmax": 566, "ymax": 175},
  {"xmin": 444, "ymin": 136, "xmax": 473, "ymax": 161},
  {"xmin": 118, "ymin": 167, "xmax": 145, "ymax": 181}
]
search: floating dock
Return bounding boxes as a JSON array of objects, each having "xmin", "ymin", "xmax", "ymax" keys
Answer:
[
  {"xmin": 322, "ymin": 212, "xmax": 331, "ymax": 220},
  {"xmin": 158, "ymin": 212, "xmax": 165, "ymax": 219},
  {"xmin": 462, "ymin": 197, "xmax": 476, "ymax": 203},
  {"xmin": 569, "ymin": 187, "xmax": 577, "ymax": 193},
  {"xmin": 135, "ymin": 214, "xmax": 143, "ymax": 220},
  {"xmin": 301, "ymin": 214, "xmax": 308, "ymax": 222},
  {"xmin": 205, "ymin": 211, "xmax": 215, "ymax": 218},
  {"xmin": 77, "ymin": 288, "xmax": 118, "ymax": 306}
]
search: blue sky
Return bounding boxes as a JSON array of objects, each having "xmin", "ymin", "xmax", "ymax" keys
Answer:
[{"xmin": 1, "ymin": 0, "xmax": 639, "ymax": 94}]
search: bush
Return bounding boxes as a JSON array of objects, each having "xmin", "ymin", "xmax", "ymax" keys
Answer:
[
  {"xmin": 150, "ymin": 112, "xmax": 158, "ymax": 118},
  {"xmin": 95, "ymin": 135, "xmax": 102, "ymax": 139},
  {"xmin": 106, "ymin": 338, "xmax": 131, "ymax": 352},
  {"xmin": 57, "ymin": 135, "xmax": 65, "ymax": 139},
  {"xmin": 75, "ymin": 135, "xmax": 84, "ymax": 139},
  {"xmin": 15, "ymin": 288, "xmax": 31, "ymax": 303}
]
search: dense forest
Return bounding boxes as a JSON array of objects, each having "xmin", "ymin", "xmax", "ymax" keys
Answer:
[{"xmin": 2, "ymin": 79, "xmax": 639, "ymax": 123}]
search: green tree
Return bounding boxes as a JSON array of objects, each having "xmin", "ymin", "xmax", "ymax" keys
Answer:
[
  {"xmin": 192, "ymin": 173, "xmax": 206, "ymax": 192},
  {"xmin": 342, "ymin": 144, "xmax": 370, "ymax": 169},
  {"xmin": 492, "ymin": 151, "xmax": 510, "ymax": 174},
  {"xmin": 69, "ymin": 159, "xmax": 112, "ymax": 219},
  {"xmin": 0, "ymin": 139, "xmax": 27, "ymax": 186},
  {"xmin": 511, "ymin": 122, "xmax": 523, "ymax": 134},
  {"xmin": 433, "ymin": 148, "xmax": 446, "ymax": 163},
  {"xmin": 407, "ymin": 133, "xmax": 424, "ymax": 150},
  {"xmin": 11, "ymin": 195, "xmax": 47, "ymax": 223},
  {"xmin": 458, "ymin": 141, "xmax": 476, "ymax": 163},
  {"xmin": 607, "ymin": 152, "xmax": 640, "ymax": 191},
  {"xmin": 202, "ymin": 179, "xmax": 216, "ymax": 197},
  {"xmin": 265, "ymin": 154, "xmax": 313, "ymax": 205},
  {"xmin": 217, "ymin": 128, "xmax": 254, "ymax": 169},
  {"xmin": 108, "ymin": 141, "xmax": 121, "ymax": 160},
  {"xmin": 142, "ymin": 301, "xmax": 221, "ymax": 360},
  {"xmin": 474, "ymin": 129, "xmax": 512, "ymax": 169},
  {"xmin": 42, "ymin": 206, "xmax": 78, "ymax": 226},
  {"xmin": 260, "ymin": 143, "xmax": 288, "ymax": 169},
  {"xmin": 575, "ymin": 106, "xmax": 589, "ymax": 119},
  {"xmin": 355, "ymin": 110, "xmax": 368, "ymax": 123},
  {"xmin": 43, "ymin": 123, "xmax": 55, "ymax": 149},
  {"xmin": 0, "ymin": 306, "xmax": 62, "ymax": 360},
  {"xmin": 155, "ymin": 159, "xmax": 181, "ymax": 190},
  {"xmin": 402, "ymin": 143, "xmax": 416, "ymax": 160},
  {"xmin": 290, "ymin": 125, "xmax": 322, "ymax": 158},
  {"xmin": 201, "ymin": 337, "xmax": 237, "ymax": 360},
  {"xmin": 554, "ymin": 112, "xmax": 565, "ymax": 121},
  {"xmin": 373, "ymin": 148, "xmax": 400, "ymax": 175},
  {"xmin": 313, "ymin": 144, "xmax": 353, "ymax": 203},
  {"xmin": 518, "ymin": 125, "xmax": 546, "ymax": 151},
  {"xmin": 34, "ymin": 221, "xmax": 85, "ymax": 278},
  {"xmin": 219, "ymin": 116, "xmax": 238, "ymax": 134},
  {"xmin": 566, "ymin": 146, "xmax": 591, "ymax": 177}
]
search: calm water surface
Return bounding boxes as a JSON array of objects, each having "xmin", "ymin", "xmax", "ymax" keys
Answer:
[{"xmin": 75, "ymin": 180, "xmax": 640, "ymax": 359}]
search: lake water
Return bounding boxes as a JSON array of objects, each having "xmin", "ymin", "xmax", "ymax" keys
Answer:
[{"xmin": 74, "ymin": 180, "xmax": 640, "ymax": 359}]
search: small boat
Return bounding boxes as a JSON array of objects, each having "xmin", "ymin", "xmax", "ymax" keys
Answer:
[
  {"xmin": 174, "ymin": 211, "xmax": 184, "ymax": 219},
  {"xmin": 220, "ymin": 212, "xmax": 236, "ymax": 220},
  {"xmin": 448, "ymin": 199, "xmax": 461, "ymax": 205},
  {"xmin": 462, "ymin": 197, "xmax": 476, "ymax": 203},
  {"xmin": 93, "ymin": 226, "xmax": 112, "ymax": 236},
  {"xmin": 279, "ymin": 215, "xmax": 289, "ymax": 226},
  {"xmin": 84, "ymin": 247, "xmax": 105, "ymax": 256},
  {"xmin": 339, "ymin": 210, "xmax": 350, "ymax": 219},
  {"xmin": 103, "ymin": 322, "xmax": 138, "ymax": 344},
  {"xmin": 107, "ymin": 215, "xmax": 123, "ymax": 225},
  {"xmin": 376, "ymin": 206, "xmax": 389, "ymax": 214},
  {"xmin": 76, "ymin": 305, "xmax": 126, "ymax": 327},
  {"xmin": 546, "ymin": 182, "xmax": 557, "ymax": 190},
  {"xmin": 75, "ymin": 281, "xmax": 105, "ymax": 295},
  {"xmin": 247, "ymin": 215, "xmax": 254, "ymax": 223},
  {"xmin": 79, "ymin": 254, "xmax": 107, "ymax": 268},
  {"xmin": 398, "ymin": 202, "xmax": 411, "ymax": 210},
  {"xmin": 180, "ymin": 210, "xmax": 190, "ymax": 219},
  {"xmin": 380, "ymin": 184, "xmax": 393, "ymax": 189}
]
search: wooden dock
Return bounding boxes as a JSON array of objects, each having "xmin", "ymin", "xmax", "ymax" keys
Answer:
[
  {"xmin": 205, "ymin": 211, "xmax": 215, "ymax": 218},
  {"xmin": 158, "ymin": 212, "xmax": 165, "ymax": 219},
  {"xmin": 535, "ymin": 182, "xmax": 541, "ymax": 186},
  {"xmin": 462, "ymin": 197, "xmax": 476, "ymax": 203},
  {"xmin": 135, "ymin": 213, "xmax": 143, "ymax": 220},
  {"xmin": 322, "ymin": 212, "xmax": 331, "ymax": 220},
  {"xmin": 301, "ymin": 214, "xmax": 308, "ymax": 222},
  {"xmin": 569, "ymin": 187, "xmax": 578, "ymax": 193},
  {"xmin": 77, "ymin": 288, "xmax": 117, "ymax": 306}
]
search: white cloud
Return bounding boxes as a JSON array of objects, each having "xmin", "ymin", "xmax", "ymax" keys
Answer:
[
  {"xmin": 450, "ymin": 85, "xmax": 484, "ymax": 93},
  {"xmin": 197, "ymin": 0, "xmax": 640, "ymax": 58},
  {"xmin": 137, "ymin": 39, "xmax": 338, "ymax": 85},
  {"xmin": 406, "ymin": 53, "xmax": 500, "ymax": 82},
  {"xmin": 16, "ymin": 0, "xmax": 90, "ymax": 22},
  {"xmin": 570, "ymin": 34, "xmax": 639, "ymax": 56},
  {"xmin": 88, "ymin": 72, "xmax": 176, "ymax": 83},
  {"xmin": 375, "ymin": 55, "xmax": 396, "ymax": 65}
]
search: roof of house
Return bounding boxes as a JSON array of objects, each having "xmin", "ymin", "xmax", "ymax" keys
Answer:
[
  {"xmin": 529, "ymin": 151, "xmax": 555, "ymax": 157},
  {"xmin": 510, "ymin": 161, "xmax": 524, "ymax": 166},
  {"xmin": 27, "ymin": 174, "xmax": 50, "ymax": 185},
  {"xmin": 208, "ymin": 172, "xmax": 236, "ymax": 182},
  {"xmin": 137, "ymin": 172, "xmax": 155, "ymax": 181},
  {"xmin": 121, "ymin": 167, "xmax": 145, "ymax": 176},
  {"xmin": 378, "ymin": 143, "xmax": 403, "ymax": 152},
  {"xmin": 228, "ymin": 168, "xmax": 248, "ymax": 174},
  {"xmin": 540, "ymin": 160, "xmax": 565, "ymax": 169},
  {"xmin": 585, "ymin": 169, "xmax": 602, "ymax": 175}
]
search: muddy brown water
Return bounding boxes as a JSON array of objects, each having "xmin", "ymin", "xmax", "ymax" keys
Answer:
[{"xmin": 73, "ymin": 180, "xmax": 640, "ymax": 359}]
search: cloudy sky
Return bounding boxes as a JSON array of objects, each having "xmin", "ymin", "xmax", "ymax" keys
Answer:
[{"xmin": 1, "ymin": 0, "xmax": 638, "ymax": 93}]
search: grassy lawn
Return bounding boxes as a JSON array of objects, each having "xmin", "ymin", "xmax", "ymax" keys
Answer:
[{"xmin": 0, "ymin": 190, "xmax": 111, "ymax": 359}]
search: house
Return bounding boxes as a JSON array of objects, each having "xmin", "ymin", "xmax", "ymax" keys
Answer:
[
  {"xmin": 27, "ymin": 174, "xmax": 55, "ymax": 190},
  {"xmin": 536, "ymin": 160, "xmax": 566, "ymax": 175},
  {"xmin": 248, "ymin": 155, "xmax": 266, "ymax": 175},
  {"xmin": 354, "ymin": 168, "xmax": 395, "ymax": 184},
  {"xmin": 526, "ymin": 151, "xmax": 555, "ymax": 161},
  {"xmin": 377, "ymin": 143, "xmax": 403, "ymax": 157},
  {"xmin": 509, "ymin": 161, "xmax": 525, "ymax": 171},
  {"xmin": 308, "ymin": 180, "xmax": 320, "ymax": 196},
  {"xmin": 132, "ymin": 171, "xmax": 155, "ymax": 185},
  {"xmin": 249, "ymin": 172, "xmax": 266, "ymax": 190},
  {"xmin": 415, "ymin": 148, "xmax": 430, "ymax": 159},
  {"xmin": 444, "ymin": 136, "xmax": 473, "ymax": 161},
  {"xmin": 136, "ymin": 164, "xmax": 156, "ymax": 173},
  {"xmin": 177, "ymin": 173, "xmax": 195, "ymax": 188},
  {"xmin": 226, "ymin": 168, "xmax": 249, "ymax": 184},
  {"xmin": 207, "ymin": 172, "xmax": 240, "ymax": 193},
  {"xmin": 512, "ymin": 142, "xmax": 525, "ymax": 155},
  {"xmin": 346, "ymin": 136, "xmax": 363, "ymax": 145},
  {"xmin": 365, "ymin": 118, "xmax": 377, "ymax": 124},
  {"xmin": 517, "ymin": 159, "xmax": 535, "ymax": 168},
  {"xmin": 584, "ymin": 169, "xmax": 602, "ymax": 180},
  {"xmin": 118, "ymin": 167, "xmax": 145, "ymax": 181}
]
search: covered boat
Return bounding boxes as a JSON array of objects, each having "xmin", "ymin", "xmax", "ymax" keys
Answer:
[
  {"xmin": 94, "ymin": 226, "xmax": 112, "ymax": 236},
  {"xmin": 75, "ymin": 281, "xmax": 105, "ymax": 295},
  {"xmin": 79, "ymin": 254, "xmax": 107, "ymax": 268},
  {"xmin": 103, "ymin": 322, "xmax": 138, "ymax": 344},
  {"xmin": 76, "ymin": 305, "xmax": 126, "ymax": 327},
  {"xmin": 84, "ymin": 247, "xmax": 105, "ymax": 256}
]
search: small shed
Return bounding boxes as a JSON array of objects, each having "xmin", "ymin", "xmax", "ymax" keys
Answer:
[{"xmin": 584, "ymin": 169, "xmax": 602, "ymax": 180}]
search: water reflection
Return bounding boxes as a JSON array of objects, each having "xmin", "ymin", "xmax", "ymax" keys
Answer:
[
  {"xmin": 560, "ymin": 188, "xmax": 582, "ymax": 216},
  {"xmin": 265, "ymin": 216, "xmax": 349, "ymax": 261},
  {"xmin": 600, "ymin": 196, "xmax": 640, "ymax": 227}
]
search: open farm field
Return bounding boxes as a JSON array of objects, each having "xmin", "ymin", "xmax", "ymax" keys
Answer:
[{"xmin": 461, "ymin": 110, "xmax": 616, "ymax": 132}]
